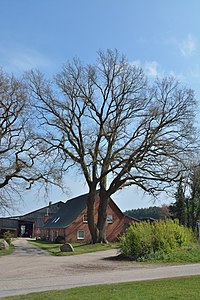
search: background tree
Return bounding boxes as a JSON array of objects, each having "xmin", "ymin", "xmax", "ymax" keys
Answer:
[
  {"xmin": 0, "ymin": 70, "xmax": 61, "ymax": 214},
  {"xmin": 170, "ymin": 177, "xmax": 186, "ymax": 225},
  {"xmin": 27, "ymin": 49, "xmax": 197, "ymax": 243},
  {"xmin": 170, "ymin": 165, "xmax": 200, "ymax": 231},
  {"xmin": 125, "ymin": 206, "xmax": 163, "ymax": 220},
  {"xmin": 125, "ymin": 204, "xmax": 171, "ymax": 220},
  {"xmin": 187, "ymin": 164, "xmax": 200, "ymax": 231}
]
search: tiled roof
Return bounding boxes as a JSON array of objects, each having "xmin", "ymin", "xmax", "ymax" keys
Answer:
[
  {"xmin": 19, "ymin": 201, "xmax": 64, "ymax": 220},
  {"xmin": 43, "ymin": 193, "xmax": 88, "ymax": 229},
  {"xmin": 0, "ymin": 218, "xmax": 19, "ymax": 229}
]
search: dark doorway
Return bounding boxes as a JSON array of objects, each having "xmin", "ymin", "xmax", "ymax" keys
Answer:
[{"xmin": 18, "ymin": 220, "xmax": 34, "ymax": 237}]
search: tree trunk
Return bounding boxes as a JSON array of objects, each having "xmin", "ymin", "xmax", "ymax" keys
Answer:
[
  {"xmin": 97, "ymin": 188, "xmax": 109, "ymax": 243},
  {"xmin": 87, "ymin": 187, "xmax": 98, "ymax": 243},
  {"xmin": 185, "ymin": 198, "xmax": 190, "ymax": 228}
]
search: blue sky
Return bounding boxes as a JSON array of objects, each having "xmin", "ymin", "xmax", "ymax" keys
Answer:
[{"xmin": 0, "ymin": 0, "xmax": 200, "ymax": 214}]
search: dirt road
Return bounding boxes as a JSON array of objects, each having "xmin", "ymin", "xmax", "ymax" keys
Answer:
[{"xmin": 1, "ymin": 239, "xmax": 200, "ymax": 298}]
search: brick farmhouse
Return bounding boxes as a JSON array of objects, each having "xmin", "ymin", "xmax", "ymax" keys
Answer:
[
  {"xmin": 0, "ymin": 192, "xmax": 138, "ymax": 242},
  {"xmin": 42, "ymin": 192, "xmax": 137, "ymax": 242},
  {"xmin": 0, "ymin": 201, "xmax": 64, "ymax": 238}
]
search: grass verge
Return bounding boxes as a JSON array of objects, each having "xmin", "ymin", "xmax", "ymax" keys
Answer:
[
  {"xmin": 29, "ymin": 240, "xmax": 119, "ymax": 256},
  {"xmin": 2, "ymin": 275, "xmax": 200, "ymax": 300},
  {"xmin": 144, "ymin": 244, "xmax": 200, "ymax": 264},
  {"xmin": 29, "ymin": 239, "xmax": 200, "ymax": 263},
  {"xmin": 0, "ymin": 239, "xmax": 15, "ymax": 256}
]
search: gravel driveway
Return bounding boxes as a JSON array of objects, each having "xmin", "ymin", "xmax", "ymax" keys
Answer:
[{"xmin": 1, "ymin": 238, "xmax": 200, "ymax": 298}]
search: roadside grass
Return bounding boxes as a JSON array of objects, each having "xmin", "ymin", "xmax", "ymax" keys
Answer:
[
  {"xmin": 144, "ymin": 244, "xmax": 200, "ymax": 264},
  {"xmin": 29, "ymin": 239, "xmax": 200, "ymax": 263},
  {"xmin": 0, "ymin": 238, "xmax": 15, "ymax": 256},
  {"xmin": 2, "ymin": 276, "xmax": 200, "ymax": 300},
  {"xmin": 29, "ymin": 240, "xmax": 119, "ymax": 256}
]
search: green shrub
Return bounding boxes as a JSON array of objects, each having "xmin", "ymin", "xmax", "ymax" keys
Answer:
[
  {"xmin": 120, "ymin": 221, "xmax": 153, "ymax": 260},
  {"xmin": 120, "ymin": 219, "xmax": 195, "ymax": 261},
  {"xmin": 3, "ymin": 231, "xmax": 13, "ymax": 245}
]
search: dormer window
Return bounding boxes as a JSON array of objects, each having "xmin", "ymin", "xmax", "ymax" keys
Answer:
[
  {"xmin": 54, "ymin": 217, "xmax": 60, "ymax": 223},
  {"xmin": 83, "ymin": 214, "xmax": 88, "ymax": 223},
  {"xmin": 51, "ymin": 217, "xmax": 60, "ymax": 223}
]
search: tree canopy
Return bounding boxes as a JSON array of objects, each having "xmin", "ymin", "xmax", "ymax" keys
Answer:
[
  {"xmin": 0, "ymin": 70, "xmax": 62, "ymax": 213},
  {"xmin": 170, "ymin": 164, "xmax": 200, "ymax": 231},
  {"xmin": 25, "ymin": 49, "xmax": 198, "ymax": 241},
  {"xmin": 125, "ymin": 205, "xmax": 171, "ymax": 220}
]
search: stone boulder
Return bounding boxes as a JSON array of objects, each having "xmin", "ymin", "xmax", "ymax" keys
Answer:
[
  {"xmin": 60, "ymin": 243, "xmax": 74, "ymax": 252},
  {"xmin": 0, "ymin": 239, "xmax": 9, "ymax": 250}
]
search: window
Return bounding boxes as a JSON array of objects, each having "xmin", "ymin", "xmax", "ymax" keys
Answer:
[
  {"xmin": 107, "ymin": 214, "xmax": 113, "ymax": 223},
  {"xmin": 83, "ymin": 214, "xmax": 88, "ymax": 223},
  {"xmin": 51, "ymin": 217, "xmax": 60, "ymax": 223},
  {"xmin": 77, "ymin": 230, "xmax": 85, "ymax": 240},
  {"xmin": 54, "ymin": 217, "xmax": 60, "ymax": 223}
]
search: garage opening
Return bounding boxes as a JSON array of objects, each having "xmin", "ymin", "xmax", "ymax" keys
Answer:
[{"xmin": 18, "ymin": 220, "xmax": 34, "ymax": 238}]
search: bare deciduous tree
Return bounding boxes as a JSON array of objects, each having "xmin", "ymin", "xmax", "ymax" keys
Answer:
[
  {"xmin": 0, "ymin": 70, "xmax": 62, "ymax": 214},
  {"xmin": 27, "ymin": 49, "xmax": 197, "ymax": 242}
]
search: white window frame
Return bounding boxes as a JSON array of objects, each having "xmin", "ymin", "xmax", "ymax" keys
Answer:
[
  {"xmin": 83, "ymin": 214, "xmax": 88, "ymax": 223},
  {"xmin": 107, "ymin": 214, "xmax": 113, "ymax": 223},
  {"xmin": 77, "ymin": 230, "xmax": 85, "ymax": 240}
]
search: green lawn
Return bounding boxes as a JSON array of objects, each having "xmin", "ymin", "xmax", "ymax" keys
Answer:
[
  {"xmin": 3, "ymin": 276, "xmax": 200, "ymax": 300},
  {"xmin": 29, "ymin": 240, "xmax": 200, "ymax": 263},
  {"xmin": 29, "ymin": 240, "xmax": 119, "ymax": 256}
]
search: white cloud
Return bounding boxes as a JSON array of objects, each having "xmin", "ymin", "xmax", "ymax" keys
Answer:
[
  {"xmin": 179, "ymin": 34, "xmax": 197, "ymax": 57},
  {"xmin": 131, "ymin": 59, "xmax": 190, "ymax": 86},
  {"xmin": 12, "ymin": 50, "xmax": 50, "ymax": 71},
  {"xmin": 168, "ymin": 71, "xmax": 186, "ymax": 84},
  {"xmin": 131, "ymin": 60, "xmax": 141, "ymax": 68},
  {"xmin": 144, "ymin": 61, "xmax": 159, "ymax": 77},
  {"xmin": 0, "ymin": 45, "xmax": 52, "ymax": 73},
  {"xmin": 189, "ymin": 66, "xmax": 200, "ymax": 80},
  {"xmin": 131, "ymin": 60, "xmax": 161, "ymax": 78},
  {"xmin": 161, "ymin": 34, "xmax": 198, "ymax": 58}
]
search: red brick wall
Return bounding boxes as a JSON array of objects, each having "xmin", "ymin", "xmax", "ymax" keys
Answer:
[
  {"xmin": 65, "ymin": 196, "xmax": 126, "ymax": 243},
  {"xmin": 43, "ymin": 195, "xmax": 138, "ymax": 243},
  {"xmin": 65, "ymin": 207, "xmax": 91, "ymax": 242},
  {"xmin": 42, "ymin": 228, "xmax": 65, "ymax": 242}
]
